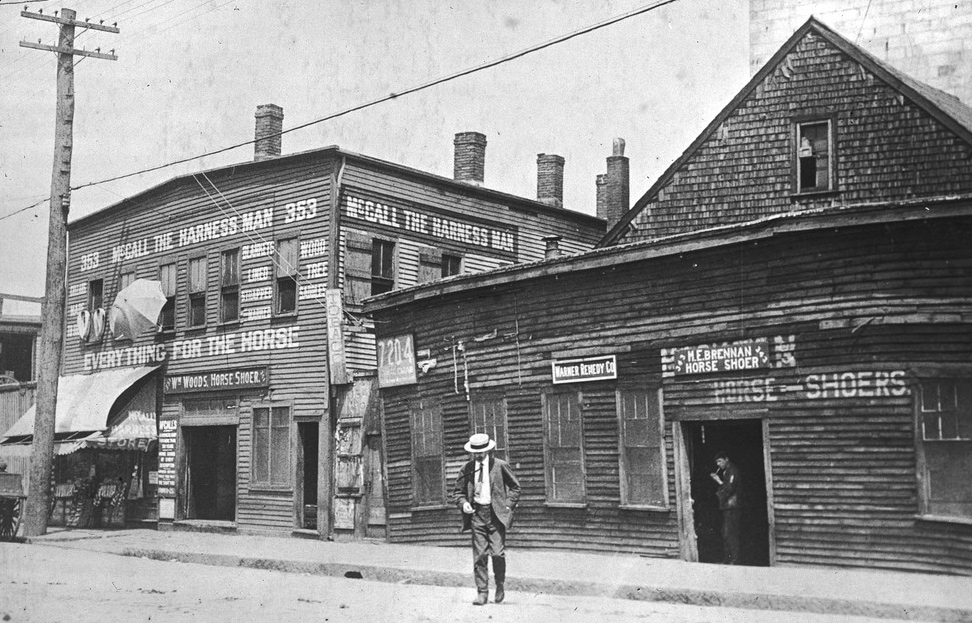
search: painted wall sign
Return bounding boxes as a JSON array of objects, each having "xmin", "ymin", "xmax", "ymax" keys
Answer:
[
  {"xmin": 377, "ymin": 334, "xmax": 418, "ymax": 388},
  {"xmin": 83, "ymin": 325, "xmax": 301, "ymax": 371},
  {"xmin": 157, "ymin": 418, "xmax": 177, "ymax": 497},
  {"xmin": 78, "ymin": 197, "xmax": 320, "ymax": 270},
  {"xmin": 164, "ymin": 366, "xmax": 269, "ymax": 394},
  {"xmin": 326, "ymin": 289, "xmax": 349, "ymax": 385},
  {"xmin": 712, "ymin": 370, "xmax": 910, "ymax": 404},
  {"xmin": 672, "ymin": 338, "xmax": 771, "ymax": 376},
  {"xmin": 345, "ymin": 195, "xmax": 516, "ymax": 254},
  {"xmin": 551, "ymin": 355, "xmax": 617, "ymax": 384}
]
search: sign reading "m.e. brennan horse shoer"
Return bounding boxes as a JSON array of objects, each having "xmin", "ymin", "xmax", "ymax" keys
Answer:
[{"xmin": 672, "ymin": 339, "xmax": 770, "ymax": 376}]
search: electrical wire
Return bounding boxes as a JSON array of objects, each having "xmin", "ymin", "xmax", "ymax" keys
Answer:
[{"xmin": 0, "ymin": 0, "xmax": 681, "ymax": 222}]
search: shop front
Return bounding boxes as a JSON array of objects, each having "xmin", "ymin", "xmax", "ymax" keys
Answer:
[{"xmin": 0, "ymin": 366, "xmax": 161, "ymax": 528}]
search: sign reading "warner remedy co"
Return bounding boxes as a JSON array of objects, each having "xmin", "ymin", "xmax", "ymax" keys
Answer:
[{"xmin": 551, "ymin": 355, "xmax": 617, "ymax": 384}]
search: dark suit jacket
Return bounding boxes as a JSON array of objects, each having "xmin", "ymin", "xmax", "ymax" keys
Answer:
[{"xmin": 453, "ymin": 455, "xmax": 521, "ymax": 532}]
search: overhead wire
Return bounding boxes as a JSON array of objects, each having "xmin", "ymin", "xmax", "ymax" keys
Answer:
[{"xmin": 0, "ymin": 0, "xmax": 681, "ymax": 222}]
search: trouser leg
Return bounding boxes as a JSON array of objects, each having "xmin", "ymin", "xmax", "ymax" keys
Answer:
[
  {"xmin": 471, "ymin": 506, "xmax": 492, "ymax": 593},
  {"xmin": 722, "ymin": 508, "xmax": 741, "ymax": 565}
]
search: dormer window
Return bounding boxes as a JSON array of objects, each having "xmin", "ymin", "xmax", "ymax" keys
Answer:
[{"xmin": 795, "ymin": 119, "xmax": 834, "ymax": 193}]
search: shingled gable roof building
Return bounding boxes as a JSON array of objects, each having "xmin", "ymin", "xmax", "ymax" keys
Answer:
[
  {"xmin": 364, "ymin": 18, "xmax": 972, "ymax": 574},
  {"xmin": 0, "ymin": 115, "xmax": 605, "ymax": 536}
]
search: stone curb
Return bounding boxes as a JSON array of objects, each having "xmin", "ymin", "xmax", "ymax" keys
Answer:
[{"xmin": 116, "ymin": 547, "xmax": 972, "ymax": 623}]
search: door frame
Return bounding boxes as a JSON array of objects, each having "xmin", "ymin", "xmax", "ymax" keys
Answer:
[{"xmin": 673, "ymin": 409, "xmax": 776, "ymax": 565}]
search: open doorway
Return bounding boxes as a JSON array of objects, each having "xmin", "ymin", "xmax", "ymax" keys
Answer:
[
  {"xmin": 184, "ymin": 425, "xmax": 236, "ymax": 521},
  {"xmin": 682, "ymin": 419, "xmax": 769, "ymax": 566},
  {"xmin": 297, "ymin": 422, "xmax": 319, "ymax": 530}
]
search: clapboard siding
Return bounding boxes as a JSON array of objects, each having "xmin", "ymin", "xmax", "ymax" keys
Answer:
[{"xmin": 373, "ymin": 213, "xmax": 972, "ymax": 572}]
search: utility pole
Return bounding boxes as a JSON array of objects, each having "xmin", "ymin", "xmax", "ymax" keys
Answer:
[{"xmin": 19, "ymin": 7, "xmax": 118, "ymax": 537}]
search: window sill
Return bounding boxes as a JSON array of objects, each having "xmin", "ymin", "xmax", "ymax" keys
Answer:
[
  {"xmin": 544, "ymin": 502, "xmax": 587, "ymax": 509},
  {"xmin": 915, "ymin": 513, "xmax": 972, "ymax": 527},
  {"xmin": 410, "ymin": 504, "xmax": 450, "ymax": 512},
  {"xmin": 156, "ymin": 330, "xmax": 176, "ymax": 341},
  {"xmin": 184, "ymin": 325, "xmax": 207, "ymax": 335},
  {"xmin": 619, "ymin": 504, "xmax": 670, "ymax": 512},
  {"xmin": 790, "ymin": 189, "xmax": 840, "ymax": 200},
  {"xmin": 218, "ymin": 321, "xmax": 241, "ymax": 331},
  {"xmin": 247, "ymin": 486, "xmax": 294, "ymax": 495},
  {"xmin": 271, "ymin": 313, "xmax": 298, "ymax": 323}
]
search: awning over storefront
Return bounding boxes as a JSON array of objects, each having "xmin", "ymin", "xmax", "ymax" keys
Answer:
[{"xmin": 0, "ymin": 366, "xmax": 158, "ymax": 455}]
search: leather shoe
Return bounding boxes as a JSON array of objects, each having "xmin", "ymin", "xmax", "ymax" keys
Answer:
[
  {"xmin": 495, "ymin": 584, "xmax": 505, "ymax": 604},
  {"xmin": 472, "ymin": 593, "xmax": 488, "ymax": 606}
]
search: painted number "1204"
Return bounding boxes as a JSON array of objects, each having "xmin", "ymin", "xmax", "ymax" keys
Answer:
[{"xmin": 284, "ymin": 198, "xmax": 318, "ymax": 223}]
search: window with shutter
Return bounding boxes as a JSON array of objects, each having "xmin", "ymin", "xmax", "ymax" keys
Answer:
[
  {"xmin": 275, "ymin": 238, "xmax": 298, "ymax": 315},
  {"xmin": 410, "ymin": 398, "xmax": 444, "ymax": 506},
  {"xmin": 916, "ymin": 378, "xmax": 972, "ymax": 520},
  {"xmin": 158, "ymin": 263, "xmax": 177, "ymax": 332},
  {"xmin": 417, "ymin": 247, "xmax": 442, "ymax": 284},
  {"xmin": 187, "ymin": 256, "xmax": 207, "ymax": 327},
  {"xmin": 344, "ymin": 231, "xmax": 375, "ymax": 306},
  {"xmin": 220, "ymin": 248, "xmax": 240, "ymax": 323},
  {"xmin": 617, "ymin": 388, "xmax": 668, "ymax": 508},
  {"xmin": 543, "ymin": 391, "xmax": 586, "ymax": 504}
]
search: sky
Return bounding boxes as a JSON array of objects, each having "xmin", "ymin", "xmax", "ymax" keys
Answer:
[{"xmin": 0, "ymin": 0, "xmax": 750, "ymax": 298}]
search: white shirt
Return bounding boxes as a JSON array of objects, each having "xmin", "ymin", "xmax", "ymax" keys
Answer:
[{"xmin": 473, "ymin": 456, "xmax": 491, "ymax": 505}]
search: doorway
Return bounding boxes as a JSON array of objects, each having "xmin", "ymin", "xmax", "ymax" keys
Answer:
[
  {"xmin": 184, "ymin": 425, "xmax": 236, "ymax": 521},
  {"xmin": 682, "ymin": 419, "xmax": 769, "ymax": 566},
  {"xmin": 297, "ymin": 422, "xmax": 319, "ymax": 530}
]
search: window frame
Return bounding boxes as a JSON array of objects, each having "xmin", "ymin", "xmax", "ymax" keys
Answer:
[
  {"xmin": 542, "ymin": 390, "xmax": 587, "ymax": 507},
  {"xmin": 157, "ymin": 261, "xmax": 177, "ymax": 334},
  {"xmin": 220, "ymin": 247, "xmax": 240, "ymax": 324},
  {"xmin": 186, "ymin": 255, "xmax": 207, "ymax": 328},
  {"xmin": 410, "ymin": 397, "xmax": 445, "ymax": 508},
  {"xmin": 371, "ymin": 238, "xmax": 396, "ymax": 296},
  {"xmin": 914, "ymin": 375, "xmax": 972, "ymax": 524},
  {"xmin": 792, "ymin": 115, "xmax": 837, "ymax": 195},
  {"xmin": 469, "ymin": 393, "xmax": 509, "ymax": 462},
  {"xmin": 275, "ymin": 237, "xmax": 299, "ymax": 316},
  {"xmin": 616, "ymin": 387, "xmax": 669, "ymax": 510},
  {"xmin": 250, "ymin": 402, "xmax": 292, "ymax": 491},
  {"xmin": 441, "ymin": 253, "xmax": 463, "ymax": 278}
]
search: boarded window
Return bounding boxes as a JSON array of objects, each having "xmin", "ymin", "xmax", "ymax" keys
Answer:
[
  {"xmin": 252, "ymin": 405, "xmax": 291, "ymax": 487},
  {"xmin": 220, "ymin": 248, "xmax": 240, "ymax": 323},
  {"xmin": 796, "ymin": 119, "xmax": 833, "ymax": 192},
  {"xmin": 543, "ymin": 391, "xmax": 586, "ymax": 504},
  {"xmin": 118, "ymin": 271, "xmax": 135, "ymax": 293},
  {"xmin": 917, "ymin": 379, "xmax": 972, "ymax": 519},
  {"xmin": 343, "ymin": 231, "xmax": 373, "ymax": 306},
  {"xmin": 187, "ymin": 256, "xmax": 207, "ymax": 327},
  {"xmin": 159, "ymin": 263, "xmax": 177, "ymax": 332},
  {"xmin": 617, "ymin": 388, "xmax": 667, "ymax": 507},
  {"xmin": 417, "ymin": 247, "xmax": 442, "ymax": 284},
  {"xmin": 275, "ymin": 238, "xmax": 298, "ymax": 315},
  {"xmin": 469, "ymin": 395, "xmax": 509, "ymax": 462},
  {"xmin": 410, "ymin": 398, "xmax": 443, "ymax": 506}
]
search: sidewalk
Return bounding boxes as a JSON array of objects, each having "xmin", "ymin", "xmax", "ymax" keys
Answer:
[{"xmin": 23, "ymin": 527, "xmax": 972, "ymax": 622}]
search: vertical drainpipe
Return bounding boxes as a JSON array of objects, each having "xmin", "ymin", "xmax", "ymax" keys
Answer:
[{"xmin": 319, "ymin": 153, "xmax": 346, "ymax": 539}]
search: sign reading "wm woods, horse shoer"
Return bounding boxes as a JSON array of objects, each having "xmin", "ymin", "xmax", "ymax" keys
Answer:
[{"xmin": 672, "ymin": 339, "xmax": 771, "ymax": 376}]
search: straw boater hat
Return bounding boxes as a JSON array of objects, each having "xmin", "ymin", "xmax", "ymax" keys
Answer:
[{"xmin": 464, "ymin": 433, "xmax": 496, "ymax": 453}]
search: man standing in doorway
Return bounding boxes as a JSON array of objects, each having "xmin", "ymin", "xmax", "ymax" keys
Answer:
[
  {"xmin": 710, "ymin": 450, "xmax": 742, "ymax": 565},
  {"xmin": 454, "ymin": 433, "xmax": 521, "ymax": 606}
]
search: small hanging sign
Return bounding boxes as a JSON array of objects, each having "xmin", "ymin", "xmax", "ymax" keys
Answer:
[{"xmin": 551, "ymin": 355, "xmax": 617, "ymax": 384}]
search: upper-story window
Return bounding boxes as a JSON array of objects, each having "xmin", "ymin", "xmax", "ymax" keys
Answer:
[
  {"xmin": 442, "ymin": 253, "xmax": 462, "ymax": 278},
  {"xmin": 88, "ymin": 278, "xmax": 103, "ymax": 312},
  {"xmin": 118, "ymin": 271, "xmax": 135, "ymax": 292},
  {"xmin": 795, "ymin": 119, "xmax": 834, "ymax": 193},
  {"xmin": 220, "ymin": 248, "xmax": 240, "ymax": 323},
  {"xmin": 371, "ymin": 239, "xmax": 395, "ymax": 295},
  {"xmin": 187, "ymin": 256, "xmax": 207, "ymax": 327},
  {"xmin": 158, "ymin": 263, "xmax": 177, "ymax": 333},
  {"xmin": 275, "ymin": 238, "xmax": 298, "ymax": 315}
]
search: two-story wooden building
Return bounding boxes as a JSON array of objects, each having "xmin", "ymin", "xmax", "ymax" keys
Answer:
[
  {"xmin": 364, "ymin": 18, "xmax": 972, "ymax": 574},
  {"xmin": 0, "ymin": 113, "xmax": 605, "ymax": 537}
]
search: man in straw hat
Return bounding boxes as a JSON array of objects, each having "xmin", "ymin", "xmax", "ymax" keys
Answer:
[{"xmin": 454, "ymin": 432, "xmax": 521, "ymax": 606}]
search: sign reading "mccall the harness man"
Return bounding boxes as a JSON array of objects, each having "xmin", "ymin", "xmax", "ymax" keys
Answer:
[
  {"xmin": 164, "ymin": 366, "xmax": 270, "ymax": 394},
  {"xmin": 552, "ymin": 355, "xmax": 617, "ymax": 384}
]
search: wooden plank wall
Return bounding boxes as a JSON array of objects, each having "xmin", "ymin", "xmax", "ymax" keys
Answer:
[
  {"xmin": 0, "ymin": 383, "xmax": 35, "ymax": 491},
  {"xmin": 376, "ymin": 216, "xmax": 972, "ymax": 573},
  {"xmin": 624, "ymin": 32, "xmax": 972, "ymax": 244},
  {"xmin": 68, "ymin": 154, "xmax": 334, "ymax": 533}
]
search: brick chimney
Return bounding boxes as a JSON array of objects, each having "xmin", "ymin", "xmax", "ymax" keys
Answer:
[
  {"xmin": 599, "ymin": 138, "xmax": 629, "ymax": 227},
  {"xmin": 595, "ymin": 174, "xmax": 608, "ymax": 219},
  {"xmin": 536, "ymin": 153, "xmax": 565, "ymax": 208},
  {"xmin": 254, "ymin": 104, "xmax": 284, "ymax": 161},
  {"xmin": 454, "ymin": 132, "xmax": 486, "ymax": 185}
]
